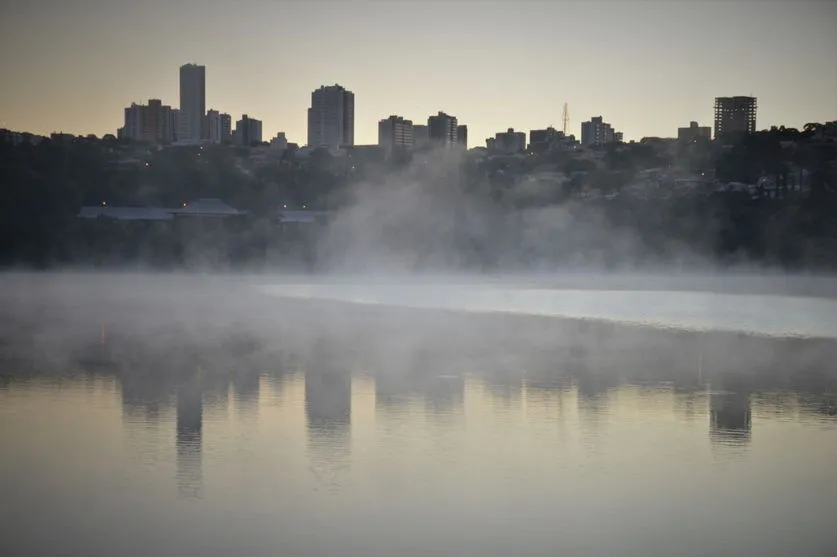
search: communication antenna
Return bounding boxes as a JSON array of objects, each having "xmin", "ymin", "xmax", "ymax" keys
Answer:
[{"xmin": 562, "ymin": 102, "xmax": 569, "ymax": 135}]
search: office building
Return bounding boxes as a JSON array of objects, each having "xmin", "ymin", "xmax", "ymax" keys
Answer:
[
  {"xmin": 179, "ymin": 63, "xmax": 206, "ymax": 143},
  {"xmin": 307, "ymin": 84, "xmax": 354, "ymax": 148},
  {"xmin": 378, "ymin": 115, "xmax": 413, "ymax": 154},
  {"xmin": 714, "ymin": 96, "xmax": 757, "ymax": 139}
]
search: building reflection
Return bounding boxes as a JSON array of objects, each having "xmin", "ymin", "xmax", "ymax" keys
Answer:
[
  {"xmin": 305, "ymin": 366, "xmax": 351, "ymax": 490},
  {"xmin": 176, "ymin": 372, "xmax": 204, "ymax": 499},
  {"xmin": 422, "ymin": 373, "xmax": 465, "ymax": 416},
  {"xmin": 232, "ymin": 367, "xmax": 261, "ymax": 420},
  {"xmin": 709, "ymin": 375, "xmax": 752, "ymax": 446},
  {"xmin": 120, "ymin": 370, "xmax": 168, "ymax": 424}
]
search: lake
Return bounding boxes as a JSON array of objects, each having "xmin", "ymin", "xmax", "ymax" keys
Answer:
[{"xmin": 1, "ymin": 272, "xmax": 836, "ymax": 557}]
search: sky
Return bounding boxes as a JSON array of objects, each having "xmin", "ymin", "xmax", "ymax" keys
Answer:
[{"xmin": 0, "ymin": 0, "xmax": 835, "ymax": 145}]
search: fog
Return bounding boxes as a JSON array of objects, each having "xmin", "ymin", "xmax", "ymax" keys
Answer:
[{"xmin": 3, "ymin": 146, "xmax": 837, "ymax": 388}]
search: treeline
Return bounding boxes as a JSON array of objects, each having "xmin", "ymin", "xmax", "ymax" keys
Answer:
[{"xmin": 1, "ymin": 125, "xmax": 836, "ymax": 270}]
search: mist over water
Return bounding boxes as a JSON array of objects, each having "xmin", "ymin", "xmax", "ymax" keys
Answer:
[{"xmin": 2, "ymin": 271, "xmax": 837, "ymax": 556}]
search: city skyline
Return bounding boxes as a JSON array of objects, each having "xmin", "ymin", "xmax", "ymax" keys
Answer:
[{"xmin": 1, "ymin": 1, "xmax": 835, "ymax": 145}]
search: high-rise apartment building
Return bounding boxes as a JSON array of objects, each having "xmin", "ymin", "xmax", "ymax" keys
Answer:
[
  {"xmin": 714, "ymin": 96, "xmax": 757, "ymax": 139},
  {"xmin": 179, "ymin": 63, "xmax": 206, "ymax": 143},
  {"xmin": 378, "ymin": 115, "xmax": 413, "ymax": 154},
  {"xmin": 412, "ymin": 125, "xmax": 430, "ymax": 149},
  {"xmin": 118, "ymin": 99, "xmax": 176, "ymax": 143},
  {"xmin": 233, "ymin": 115, "xmax": 262, "ymax": 146},
  {"xmin": 456, "ymin": 125, "xmax": 468, "ymax": 149},
  {"xmin": 206, "ymin": 109, "xmax": 232, "ymax": 144},
  {"xmin": 428, "ymin": 112, "xmax": 458, "ymax": 146},
  {"xmin": 307, "ymin": 84, "xmax": 354, "ymax": 148},
  {"xmin": 580, "ymin": 116, "xmax": 619, "ymax": 147}
]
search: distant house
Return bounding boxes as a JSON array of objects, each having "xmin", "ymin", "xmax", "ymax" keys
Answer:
[
  {"xmin": 169, "ymin": 198, "xmax": 245, "ymax": 218},
  {"xmin": 278, "ymin": 209, "xmax": 333, "ymax": 225},
  {"xmin": 77, "ymin": 198, "xmax": 245, "ymax": 221},
  {"xmin": 77, "ymin": 206, "xmax": 173, "ymax": 221}
]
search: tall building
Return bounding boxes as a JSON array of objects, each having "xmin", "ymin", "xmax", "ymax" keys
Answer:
[
  {"xmin": 580, "ymin": 116, "xmax": 619, "ymax": 147},
  {"xmin": 179, "ymin": 63, "xmax": 206, "ymax": 143},
  {"xmin": 714, "ymin": 96, "xmax": 757, "ymax": 139},
  {"xmin": 412, "ymin": 125, "xmax": 429, "ymax": 149},
  {"xmin": 118, "ymin": 99, "xmax": 176, "ymax": 143},
  {"xmin": 234, "ymin": 114, "xmax": 262, "ymax": 146},
  {"xmin": 307, "ymin": 84, "xmax": 354, "ymax": 148},
  {"xmin": 206, "ymin": 109, "xmax": 232, "ymax": 144},
  {"xmin": 678, "ymin": 121, "xmax": 712, "ymax": 143},
  {"xmin": 456, "ymin": 125, "xmax": 468, "ymax": 149},
  {"xmin": 428, "ymin": 111, "xmax": 458, "ymax": 146},
  {"xmin": 378, "ymin": 115, "xmax": 413, "ymax": 154}
]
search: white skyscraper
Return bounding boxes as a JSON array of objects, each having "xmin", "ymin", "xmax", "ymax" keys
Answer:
[
  {"xmin": 307, "ymin": 84, "xmax": 354, "ymax": 148},
  {"xmin": 178, "ymin": 63, "xmax": 206, "ymax": 143}
]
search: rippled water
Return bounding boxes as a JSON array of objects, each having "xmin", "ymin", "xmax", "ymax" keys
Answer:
[{"xmin": 1, "ymin": 273, "xmax": 837, "ymax": 557}]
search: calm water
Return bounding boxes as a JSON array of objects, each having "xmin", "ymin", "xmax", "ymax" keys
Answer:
[{"xmin": 1, "ymin": 273, "xmax": 837, "ymax": 557}]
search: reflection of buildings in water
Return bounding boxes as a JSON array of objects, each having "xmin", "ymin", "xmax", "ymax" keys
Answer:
[
  {"xmin": 232, "ymin": 369, "xmax": 261, "ymax": 418},
  {"xmin": 482, "ymin": 371, "xmax": 523, "ymax": 407},
  {"xmin": 120, "ymin": 371, "xmax": 168, "ymax": 424},
  {"xmin": 176, "ymin": 376, "xmax": 203, "ymax": 499},
  {"xmin": 709, "ymin": 389, "xmax": 752, "ymax": 445},
  {"xmin": 374, "ymin": 373, "xmax": 414, "ymax": 410},
  {"xmin": 525, "ymin": 374, "xmax": 572, "ymax": 422},
  {"xmin": 571, "ymin": 351, "xmax": 618, "ymax": 431},
  {"xmin": 304, "ymin": 370, "xmax": 352, "ymax": 490},
  {"xmin": 422, "ymin": 374, "xmax": 465, "ymax": 416},
  {"xmin": 305, "ymin": 371, "xmax": 351, "ymax": 428},
  {"xmin": 200, "ymin": 373, "xmax": 230, "ymax": 414}
]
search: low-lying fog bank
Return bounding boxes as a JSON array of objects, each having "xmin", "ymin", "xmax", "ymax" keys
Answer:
[{"xmin": 1, "ymin": 272, "xmax": 836, "ymax": 390}]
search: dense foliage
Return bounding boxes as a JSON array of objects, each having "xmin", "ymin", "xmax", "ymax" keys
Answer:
[{"xmin": 1, "ymin": 125, "xmax": 835, "ymax": 271}]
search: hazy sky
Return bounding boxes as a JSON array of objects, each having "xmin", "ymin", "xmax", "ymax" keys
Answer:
[{"xmin": 0, "ymin": 0, "xmax": 835, "ymax": 145}]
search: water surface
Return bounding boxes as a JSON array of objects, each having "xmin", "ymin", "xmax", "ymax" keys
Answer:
[{"xmin": 1, "ymin": 273, "xmax": 836, "ymax": 557}]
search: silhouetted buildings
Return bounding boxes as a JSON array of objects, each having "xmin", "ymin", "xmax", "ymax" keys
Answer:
[
  {"xmin": 581, "ymin": 116, "xmax": 622, "ymax": 147},
  {"xmin": 118, "ymin": 99, "xmax": 177, "ymax": 143},
  {"xmin": 714, "ymin": 96, "xmax": 757, "ymax": 140},
  {"xmin": 378, "ymin": 115, "xmax": 413, "ymax": 155},
  {"xmin": 488, "ymin": 128, "xmax": 527, "ymax": 153},
  {"xmin": 528, "ymin": 126, "xmax": 574, "ymax": 153},
  {"xmin": 456, "ymin": 124, "xmax": 468, "ymax": 149},
  {"xmin": 307, "ymin": 84, "xmax": 355, "ymax": 148},
  {"xmin": 178, "ymin": 63, "xmax": 206, "ymax": 144},
  {"xmin": 234, "ymin": 114, "xmax": 263, "ymax": 146},
  {"xmin": 206, "ymin": 109, "xmax": 232, "ymax": 144},
  {"xmin": 270, "ymin": 132, "xmax": 288, "ymax": 150},
  {"xmin": 428, "ymin": 111, "xmax": 458, "ymax": 146},
  {"xmin": 678, "ymin": 121, "xmax": 711, "ymax": 144},
  {"xmin": 412, "ymin": 124, "xmax": 429, "ymax": 149}
]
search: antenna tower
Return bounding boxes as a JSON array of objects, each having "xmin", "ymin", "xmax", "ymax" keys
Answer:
[{"xmin": 562, "ymin": 103, "xmax": 569, "ymax": 135}]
